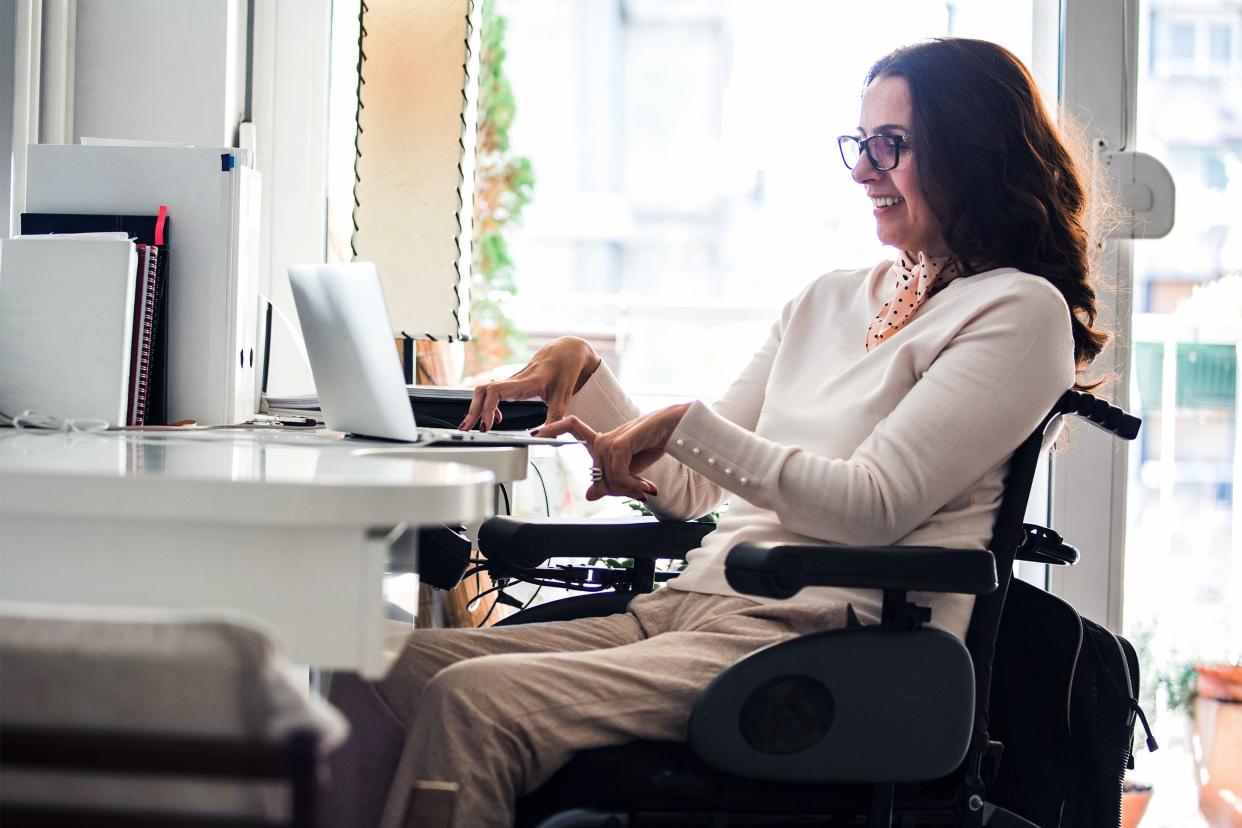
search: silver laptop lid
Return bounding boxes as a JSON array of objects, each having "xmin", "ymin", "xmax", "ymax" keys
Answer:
[{"xmin": 287, "ymin": 262, "xmax": 421, "ymax": 441}]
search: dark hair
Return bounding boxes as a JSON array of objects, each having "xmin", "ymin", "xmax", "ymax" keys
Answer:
[{"xmin": 866, "ymin": 38, "xmax": 1109, "ymax": 385}]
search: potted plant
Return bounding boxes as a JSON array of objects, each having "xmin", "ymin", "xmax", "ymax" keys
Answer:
[
  {"xmin": 1191, "ymin": 664, "xmax": 1242, "ymax": 828},
  {"xmin": 1151, "ymin": 660, "xmax": 1242, "ymax": 828},
  {"xmin": 1122, "ymin": 780, "xmax": 1153, "ymax": 828}
]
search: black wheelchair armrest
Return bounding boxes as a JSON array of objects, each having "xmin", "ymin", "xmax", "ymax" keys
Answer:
[
  {"xmin": 724, "ymin": 541, "xmax": 998, "ymax": 600},
  {"xmin": 478, "ymin": 515, "xmax": 716, "ymax": 570}
]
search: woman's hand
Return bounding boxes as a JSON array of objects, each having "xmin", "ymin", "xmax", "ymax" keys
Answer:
[
  {"xmin": 459, "ymin": 337, "xmax": 602, "ymax": 432},
  {"xmin": 536, "ymin": 403, "xmax": 692, "ymax": 501}
]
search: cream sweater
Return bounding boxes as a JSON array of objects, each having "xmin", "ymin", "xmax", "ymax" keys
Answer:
[{"xmin": 565, "ymin": 261, "xmax": 1075, "ymax": 639}]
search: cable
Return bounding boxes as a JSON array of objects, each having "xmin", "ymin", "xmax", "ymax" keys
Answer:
[
  {"xmin": 9, "ymin": 411, "xmax": 109, "ymax": 433},
  {"xmin": 530, "ymin": 460, "xmax": 551, "ymax": 516},
  {"xmin": 514, "ymin": 462, "xmax": 550, "ymax": 612},
  {"xmin": 467, "ymin": 580, "xmax": 508, "ymax": 611},
  {"xmin": 501, "ymin": 572, "xmax": 614, "ymax": 592},
  {"xmin": 520, "ymin": 583, "xmax": 543, "ymax": 612},
  {"xmin": 499, "ymin": 483, "xmax": 511, "ymax": 514},
  {"xmin": 476, "ymin": 591, "xmax": 503, "ymax": 627}
]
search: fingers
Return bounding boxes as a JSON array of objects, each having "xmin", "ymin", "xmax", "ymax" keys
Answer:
[
  {"xmin": 460, "ymin": 385, "xmax": 489, "ymax": 432},
  {"xmin": 583, "ymin": 474, "xmax": 657, "ymax": 503},
  {"xmin": 536, "ymin": 416, "xmax": 662, "ymax": 503},
  {"xmin": 596, "ymin": 438, "xmax": 654, "ymax": 501},
  {"xmin": 542, "ymin": 390, "xmax": 570, "ymax": 430},
  {"xmin": 533, "ymin": 415, "xmax": 597, "ymax": 444},
  {"xmin": 459, "ymin": 381, "xmax": 516, "ymax": 432}
]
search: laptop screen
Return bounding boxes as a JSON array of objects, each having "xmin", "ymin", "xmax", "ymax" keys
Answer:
[{"xmin": 287, "ymin": 262, "xmax": 422, "ymax": 441}]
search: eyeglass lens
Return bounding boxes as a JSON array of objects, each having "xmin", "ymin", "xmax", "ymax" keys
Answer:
[{"xmin": 838, "ymin": 135, "xmax": 900, "ymax": 171}]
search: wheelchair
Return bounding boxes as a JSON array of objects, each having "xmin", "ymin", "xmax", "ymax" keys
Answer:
[{"xmin": 462, "ymin": 390, "xmax": 1142, "ymax": 828}]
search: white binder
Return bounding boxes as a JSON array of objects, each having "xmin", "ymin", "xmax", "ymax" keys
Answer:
[
  {"xmin": 24, "ymin": 145, "xmax": 261, "ymax": 426},
  {"xmin": 0, "ymin": 236, "xmax": 138, "ymax": 425}
]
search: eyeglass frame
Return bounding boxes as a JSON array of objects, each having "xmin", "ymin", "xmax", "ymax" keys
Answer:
[{"xmin": 836, "ymin": 133, "xmax": 913, "ymax": 172}]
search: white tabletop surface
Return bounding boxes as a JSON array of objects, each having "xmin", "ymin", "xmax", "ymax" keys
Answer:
[
  {"xmin": 0, "ymin": 426, "xmax": 511, "ymax": 673},
  {"xmin": 0, "ymin": 427, "xmax": 497, "ymax": 528}
]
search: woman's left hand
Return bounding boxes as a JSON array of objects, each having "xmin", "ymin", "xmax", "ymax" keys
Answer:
[{"xmin": 536, "ymin": 403, "xmax": 692, "ymax": 501}]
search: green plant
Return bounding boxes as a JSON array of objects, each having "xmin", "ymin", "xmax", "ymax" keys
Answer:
[
  {"xmin": 1158, "ymin": 661, "xmax": 1200, "ymax": 714},
  {"xmin": 469, "ymin": 0, "xmax": 535, "ymax": 376},
  {"xmin": 1130, "ymin": 622, "xmax": 1159, "ymax": 730}
]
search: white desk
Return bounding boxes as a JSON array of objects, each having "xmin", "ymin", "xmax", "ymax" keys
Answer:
[
  {"xmin": 0, "ymin": 428, "xmax": 498, "ymax": 677},
  {"xmin": 310, "ymin": 428, "xmax": 531, "ymax": 491}
]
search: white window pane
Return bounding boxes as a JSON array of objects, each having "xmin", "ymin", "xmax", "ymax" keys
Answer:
[
  {"xmin": 497, "ymin": 0, "xmax": 1043, "ymax": 401},
  {"xmin": 1125, "ymin": 2, "xmax": 1242, "ymax": 826}
]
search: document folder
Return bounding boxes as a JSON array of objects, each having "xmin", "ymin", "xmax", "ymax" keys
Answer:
[{"xmin": 0, "ymin": 236, "xmax": 138, "ymax": 425}]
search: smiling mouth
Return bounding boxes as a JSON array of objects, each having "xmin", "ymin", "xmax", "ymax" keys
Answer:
[{"xmin": 871, "ymin": 196, "xmax": 904, "ymax": 208}]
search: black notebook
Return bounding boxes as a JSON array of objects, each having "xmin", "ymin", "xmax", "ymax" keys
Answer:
[{"xmin": 21, "ymin": 209, "xmax": 171, "ymax": 425}]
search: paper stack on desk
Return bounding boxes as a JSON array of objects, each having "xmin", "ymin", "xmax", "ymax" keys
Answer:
[{"xmin": 0, "ymin": 235, "xmax": 139, "ymax": 425}]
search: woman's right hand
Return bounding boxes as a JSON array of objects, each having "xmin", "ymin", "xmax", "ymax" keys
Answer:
[{"xmin": 459, "ymin": 337, "xmax": 602, "ymax": 432}]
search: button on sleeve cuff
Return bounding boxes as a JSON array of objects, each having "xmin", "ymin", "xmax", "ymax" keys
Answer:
[{"xmin": 665, "ymin": 400, "xmax": 784, "ymax": 496}]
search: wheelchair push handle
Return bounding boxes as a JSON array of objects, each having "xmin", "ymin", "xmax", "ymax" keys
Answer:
[{"xmin": 1054, "ymin": 390, "xmax": 1141, "ymax": 440}]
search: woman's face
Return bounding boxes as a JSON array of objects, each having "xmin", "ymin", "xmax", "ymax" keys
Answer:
[{"xmin": 852, "ymin": 74, "xmax": 949, "ymax": 258}]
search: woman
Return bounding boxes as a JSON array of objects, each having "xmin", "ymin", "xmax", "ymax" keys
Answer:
[{"xmin": 326, "ymin": 37, "xmax": 1108, "ymax": 828}]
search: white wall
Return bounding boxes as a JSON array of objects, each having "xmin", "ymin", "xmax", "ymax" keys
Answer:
[
  {"xmin": 2, "ymin": 0, "xmax": 16, "ymax": 233},
  {"xmin": 62, "ymin": 0, "xmax": 328, "ymax": 396},
  {"xmin": 72, "ymin": 0, "xmax": 247, "ymax": 145}
]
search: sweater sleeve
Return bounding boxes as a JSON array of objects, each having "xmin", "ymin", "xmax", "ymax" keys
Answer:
[
  {"xmin": 663, "ymin": 279, "xmax": 1076, "ymax": 545},
  {"xmin": 559, "ymin": 361, "xmax": 722, "ymax": 520},
  {"xmin": 563, "ymin": 303, "xmax": 790, "ymax": 521}
]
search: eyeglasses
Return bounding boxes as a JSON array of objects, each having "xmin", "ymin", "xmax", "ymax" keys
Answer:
[{"xmin": 837, "ymin": 133, "xmax": 912, "ymax": 172}]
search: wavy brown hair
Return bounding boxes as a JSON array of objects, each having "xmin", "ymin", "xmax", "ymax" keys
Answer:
[{"xmin": 866, "ymin": 38, "xmax": 1109, "ymax": 385}]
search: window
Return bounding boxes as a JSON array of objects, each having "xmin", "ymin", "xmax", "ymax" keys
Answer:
[
  {"xmin": 1123, "ymin": 1, "xmax": 1242, "ymax": 825},
  {"xmin": 1210, "ymin": 21, "xmax": 1233, "ymax": 63},
  {"xmin": 496, "ymin": 0, "xmax": 1053, "ymax": 410},
  {"xmin": 1152, "ymin": 10, "xmax": 1242, "ymax": 78}
]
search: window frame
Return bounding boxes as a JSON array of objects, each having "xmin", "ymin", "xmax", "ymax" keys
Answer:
[
  {"xmin": 249, "ymin": 0, "xmax": 332, "ymax": 394},
  {"xmin": 1047, "ymin": 0, "xmax": 1140, "ymax": 631}
]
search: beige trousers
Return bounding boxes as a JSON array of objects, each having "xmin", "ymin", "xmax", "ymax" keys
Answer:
[{"xmin": 323, "ymin": 587, "xmax": 846, "ymax": 828}]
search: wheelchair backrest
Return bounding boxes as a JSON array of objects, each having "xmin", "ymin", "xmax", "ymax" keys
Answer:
[{"xmin": 964, "ymin": 390, "xmax": 1140, "ymax": 754}]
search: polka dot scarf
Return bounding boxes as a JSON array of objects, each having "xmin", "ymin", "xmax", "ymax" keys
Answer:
[{"xmin": 865, "ymin": 252, "xmax": 960, "ymax": 351}]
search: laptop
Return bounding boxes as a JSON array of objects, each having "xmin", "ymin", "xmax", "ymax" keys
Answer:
[{"xmin": 287, "ymin": 262, "xmax": 570, "ymax": 447}]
